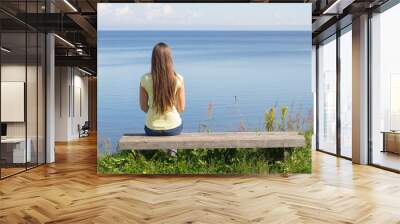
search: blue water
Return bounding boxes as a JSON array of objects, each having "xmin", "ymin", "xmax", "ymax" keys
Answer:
[{"xmin": 98, "ymin": 31, "xmax": 312, "ymax": 153}]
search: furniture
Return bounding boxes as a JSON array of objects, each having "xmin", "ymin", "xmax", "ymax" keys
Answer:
[
  {"xmin": 118, "ymin": 132, "xmax": 305, "ymax": 151},
  {"xmin": 382, "ymin": 131, "xmax": 400, "ymax": 154},
  {"xmin": 1, "ymin": 138, "xmax": 31, "ymax": 164},
  {"xmin": 78, "ymin": 121, "xmax": 90, "ymax": 138}
]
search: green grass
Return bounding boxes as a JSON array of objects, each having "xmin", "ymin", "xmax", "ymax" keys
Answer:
[{"xmin": 97, "ymin": 131, "xmax": 312, "ymax": 175}]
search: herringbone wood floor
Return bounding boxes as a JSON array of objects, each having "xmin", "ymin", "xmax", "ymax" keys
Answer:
[{"xmin": 1, "ymin": 135, "xmax": 400, "ymax": 224}]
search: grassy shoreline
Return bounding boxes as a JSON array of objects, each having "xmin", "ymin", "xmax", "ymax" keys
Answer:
[
  {"xmin": 97, "ymin": 131, "xmax": 312, "ymax": 175},
  {"xmin": 98, "ymin": 105, "xmax": 312, "ymax": 175}
]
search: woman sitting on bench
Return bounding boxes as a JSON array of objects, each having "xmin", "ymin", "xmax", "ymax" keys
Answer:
[{"xmin": 139, "ymin": 42, "xmax": 185, "ymax": 136}]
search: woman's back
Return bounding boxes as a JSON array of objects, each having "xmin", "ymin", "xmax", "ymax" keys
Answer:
[{"xmin": 140, "ymin": 72, "xmax": 184, "ymax": 130}]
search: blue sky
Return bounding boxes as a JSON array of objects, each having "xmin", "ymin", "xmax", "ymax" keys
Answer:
[{"xmin": 98, "ymin": 3, "xmax": 311, "ymax": 31}]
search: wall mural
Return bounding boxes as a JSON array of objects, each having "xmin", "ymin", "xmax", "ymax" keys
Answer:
[{"xmin": 97, "ymin": 3, "xmax": 313, "ymax": 175}]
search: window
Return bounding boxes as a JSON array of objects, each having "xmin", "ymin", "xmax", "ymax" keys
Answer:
[
  {"xmin": 1, "ymin": 29, "xmax": 28, "ymax": 178},
  {"xmin": 340, "ymin": 28, "xmax": 352, "ymax": 158},
  {"xmin": 318, "ymin": 35, "xmax": 337, "ymax": 154},
  {"xmin": 371, "ymin": 3, "xmax": 400, "ymax": 171},
  {"xmin": 0, "ymin": 1, "xmax": 46, "ymax": 179}
]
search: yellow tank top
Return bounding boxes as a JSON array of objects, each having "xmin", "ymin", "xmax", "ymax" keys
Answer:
[{"xmin": 140, "ymin": 73, "xmax": 183, "ymax": 130}]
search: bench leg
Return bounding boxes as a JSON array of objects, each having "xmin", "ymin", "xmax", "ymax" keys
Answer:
[
  {"xmin": 281, "ymin": 148, "xmax": 293, "ymax": 177},
  {"xmin": 284, "ymin": 148, "xmax": 295, "ymax": 160}
]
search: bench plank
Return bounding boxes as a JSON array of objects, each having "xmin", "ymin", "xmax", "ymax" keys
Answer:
[{"xmin": 118, "ymin": 132, "xmax": 305, "ymax": 150}]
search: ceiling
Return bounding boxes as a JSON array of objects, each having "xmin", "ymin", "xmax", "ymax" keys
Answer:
[{"xmin": 0, "ymin": 0, "xmax": 392, "ymax": 75}]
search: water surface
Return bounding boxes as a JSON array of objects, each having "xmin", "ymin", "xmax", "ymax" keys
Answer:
[{"xmin": 98, "ymin": 31, "xmax": 312, "ymax": 153}]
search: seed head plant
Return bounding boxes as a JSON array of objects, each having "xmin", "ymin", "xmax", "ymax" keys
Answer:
[
  {"xmin": 279, "ymin": 105, "xmax": 288, "ymax": 131},
  {"xmin": 264, "ymin": 106, "xmax": 276, "ymax": 131}
]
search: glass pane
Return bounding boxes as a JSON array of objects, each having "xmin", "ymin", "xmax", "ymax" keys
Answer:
[
  {"xmin": 38, "ymin": 33, "xmax": 45, "ymax": 164},
  {"xmin": 340, "ymin": 29, "xmax": 352, "ymax": 158},
  {"xmin": 318, "ymin": 36, "xmax": 337, "ymax": 154},
  {"xmin": 27, "ymin": 31, "xmax": 38, "ymax": 169},
  {"xmin": 1, "ymin": 31, "xmax": 27, "ymax": 177},
  {"xmin": 371, "ymin": 4, "xmax": 400, "ymax": 171}
]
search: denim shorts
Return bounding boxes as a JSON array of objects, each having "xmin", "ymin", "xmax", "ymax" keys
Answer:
[{"xmin": 144, "ymin": 123, "xmax": 183, "ymax": 136}]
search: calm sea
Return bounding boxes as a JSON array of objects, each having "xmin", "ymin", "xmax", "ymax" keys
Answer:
[{"xmin": 98, "ymin": 31, "xmax": 312, "ymax": 153}]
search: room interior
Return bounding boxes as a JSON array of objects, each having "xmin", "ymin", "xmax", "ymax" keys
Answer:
[
  {"xmin": 0, "ymin": 1, "xmax": 95, "ymax": 178},
  {"xmin": 0, "ymin": 0, "xmax": 399, "ymax": 222}
]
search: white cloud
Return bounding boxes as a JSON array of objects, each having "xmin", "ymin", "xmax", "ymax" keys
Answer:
[
  {"xmin": 98, "ymin": 3, "xmax": 311, "ymax": 31},
  {"xmin": 97, "ymin": 3, "xmax": 112, "ymax": 14},
  {"xmin": 163, "ymin": 4, "xmax": 173, "ymax": 16},
  {"xmin": 115, "ymin": 6, "xmax": 134, "ymax": 17}
]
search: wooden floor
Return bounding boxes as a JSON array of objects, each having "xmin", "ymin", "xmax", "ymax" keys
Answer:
[
  {"xmin": 1, "ymin": 167, "xmax": 26, "ymax": 178},
  {"xmin": 373, "ymin": 151, "xmax": 400, "ymax": 171},
  {"xmin": 1, "ymin": 135, "xmax": 400, "ymax": 224}
]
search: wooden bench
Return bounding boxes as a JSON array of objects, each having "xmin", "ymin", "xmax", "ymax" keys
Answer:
[{"xmin": 118, "ymin": 132, "xmax": 305, "ymax": 151}]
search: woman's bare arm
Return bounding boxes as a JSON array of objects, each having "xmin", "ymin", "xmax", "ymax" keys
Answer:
[
  {"xmin": 140, "ymin": 85, "xmax": 149, "ymax": 113},
  {"xmin": 176, "ymin": 81, "xmax": 185, "ymax": 113}
]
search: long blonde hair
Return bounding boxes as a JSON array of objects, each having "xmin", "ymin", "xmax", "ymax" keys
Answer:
[{"xmin": 151, "ymin": 42, "xmax": 177, "ymax": 114}]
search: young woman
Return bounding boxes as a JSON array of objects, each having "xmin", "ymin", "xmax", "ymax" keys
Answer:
[{"xmin": 139, "ymin": 42, "xmax": 185, "ymax": 136}]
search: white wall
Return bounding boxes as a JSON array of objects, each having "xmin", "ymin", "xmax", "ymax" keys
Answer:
[
  {"xmin": 1, "ymin": 82, "xmax": 25, "ymax": 122},
  {"xmin": 1, "ymin": 65, "xmax": 26, "ymax": 138},
  {"xmin": 1, "ymin": 65, "xmax": 42, "ymax": 138},
  {"xmin": 71, "ymin": 72, "xmax": 89, "ymax": 138},
  {"xmin": 55, "ymin": 66, "xmax": 69, "ymax": 141},
  {"xmin": 1, "ymin": 63, "xmax": 46, "ymax": 164},
  {"xmin": 55, "ymin": 67, "xmax": 89, "ymax": 141}
]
